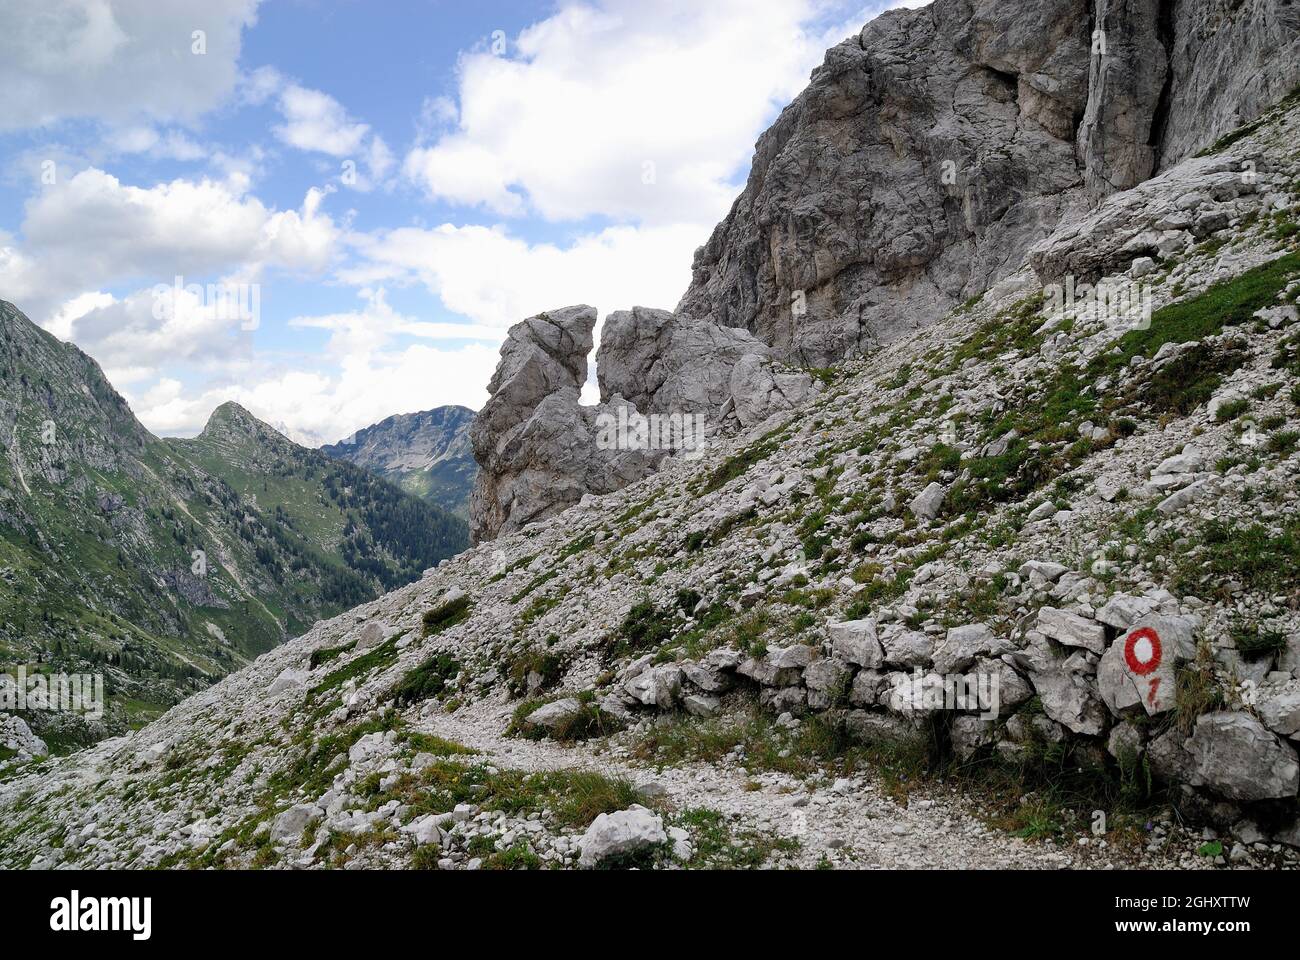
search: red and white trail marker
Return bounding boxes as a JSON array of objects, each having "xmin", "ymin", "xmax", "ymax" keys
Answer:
[{"xmin": 1124, "ymin": 627, "xmax": 1163, "ymax": 708}]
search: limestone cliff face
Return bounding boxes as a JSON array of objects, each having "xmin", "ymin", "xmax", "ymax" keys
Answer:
[
  {"xmin": 596, "ymin": 307, "xmax": 771, "ymax": 416},
  {"xmin": 468, "ymin": 307, "xmax": 667, "ymax": 544},
  {"xmin": 595, "ymin": 307, "xmax": 821, "ymax": 429},
  {"xmin": 1158, "ymin": 0, "xmax": 1300, "ymax": 167},
  {"xmin": 470, "ymin": 306, "xmax": 821, "ymax": 543},
  {"xmin": 469, "ymin": 0, "xmax": 1300, "ymax": 544},
  {"xmin": 677, "ymin": 0, "xmax": 1300, "ymax": 365}
]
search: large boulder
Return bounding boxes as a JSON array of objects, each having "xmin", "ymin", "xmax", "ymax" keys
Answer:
[
  {"xmin": 267, "ymin": 668, "xmax": 309, "ymax": 696},
  {"xmin": 271, "ymin": 804, "xmax": 321, "ymax": 843},
  {"xmin": 1185, "ymin": 712, "xmax": 1300, "ymax": 802},
  {"xmin": 597, "ymin": 307, "xmax": 769, "ymax": 416},
  {"xmin": 737, "ymin": 645, "xmax": 816, "ymax": 687},
  {"xmin": 0, "ymin": 714, "xmax": 47, "ymax": 761},
  {"xmin": 1255, "ymin": 676, "xmax": 1300, "ymax": 739},
  {"xmin": 880, "ymin": 627, "xmax": 934, "ymax": 669},
  {"xmin": 1096, "ymin": 615, "xmax": 1196, "ymax": 717},
  {"xmin": 804, "ymin": 658, "xmax": 852, "ymax": 709},
  {"xmin": 1035, "ymin": 607, "xmax": 1106, "ymax": 654},
  {"xmin": 1028, "ymin": 667, "xmax": 1108, "ymax": 736},
  {"xmin": 933, "ymin": 624, "xmax": 1010, "ymax": 675},
  {"xmin": 909, "ymin": 483, "xmax": 947, "ymax": 522},
  {"xmin": 597, "ymin": 307, "xmax": 819, "ymax": 431},
  {"xmin": 578, "ymin": 806, "xmax": 667, "ymax": 868},
  {"xmin": 829, "ymin": 619, "xmax": 885, "ymax": 669},
  {"xmin": 974, "ymin": 656, "xmax": 1034, "ymax": 717},
  {"xmin": 725, "ymin": 353, "xmax": 822, "ymax": 429},
  {"xmin": 470, "ymin": 306, "xmax": 666, "ymax": 542},
  {"xmin": 623, "ymin": 666, "xmax": 683, "ymax": 710},
  {"xmin": 523, "ymin": 698, "xmax": 584, "ymax": 731},
  {"xmin": 472, "ymin": 305, "xmax": 823, "ymax": 542}
]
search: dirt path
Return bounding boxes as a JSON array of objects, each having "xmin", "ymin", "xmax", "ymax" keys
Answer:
[{"xmin": 414, "ymin": 702, "xmax": 1189, "ymax": 870}]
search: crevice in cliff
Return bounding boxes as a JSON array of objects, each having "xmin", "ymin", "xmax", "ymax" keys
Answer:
[
  {"xmin": 981, "ymin": 64, "xmax": 1021, "ymax": 102},
  {"xmin": 1149, "ymin": 0, "xmax": 1178, "ymax": 170},
  {"xmin": 1076, "ymin": 0, "xmax": 1098, "ymax": 150}
]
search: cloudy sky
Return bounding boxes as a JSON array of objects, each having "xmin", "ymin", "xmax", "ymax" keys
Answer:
[{"xmin": 0, "ymin": 0, "xmax": 925, "ymax": 446}]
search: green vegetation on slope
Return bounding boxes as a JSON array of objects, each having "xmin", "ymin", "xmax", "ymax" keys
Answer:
[{"xmin": 0, "ymin": 302, "xmax": 466, "ymax": 744}]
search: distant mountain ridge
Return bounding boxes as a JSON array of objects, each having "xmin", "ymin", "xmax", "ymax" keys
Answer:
[
  {"xmin": 322, "ymin": 406, "xmax": 477, "ymax": 518},
  {"xmin": 0, "ymin": 301, "xmax": 467, "ymax": 747}
]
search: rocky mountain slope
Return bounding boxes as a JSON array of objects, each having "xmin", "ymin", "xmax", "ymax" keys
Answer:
[
  {"xmin": 467, "ymin": 0, "xmax": 1300, "ymax": 543},
  {"xmin": 0, "ymin": 317, "xmax": 467, "ymax": 749},
  {"xmin": 678, "ymin": 0, "xmax": 1300, "ymax": 366},
  {"xmin": 2, "ymin": 74, "xmax": 1297, "ymax": 870},
  {"xmin": 322, "ymin": 407, "xmax": 477, "ymax": 519}
]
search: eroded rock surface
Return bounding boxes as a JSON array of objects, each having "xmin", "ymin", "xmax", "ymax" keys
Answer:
[
  {"xmin": 472, "ymin": 306, "xmax": 820, "ymax": 542},
  {"xmin": 678, "ymin": 0, "xmax": 1299, "ymax": 365},
  {"xmin": 470, "ymin": 306, "xmax": 666, "ymax": 543}
]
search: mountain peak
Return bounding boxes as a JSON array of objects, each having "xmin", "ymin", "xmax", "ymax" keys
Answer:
[
  {"xmin": 201, "ymin": 401, "xmax": 282, "ymax": 441},
  {"xmin": 208, "ymin": 399, "xmax": 256, "ymax": 423},
  {"xmin": 320, "ymin": 405, "xmax": 477, "ymax": 519},
  {"xmin": 202, "ymin": 398, "xmax": 269, "ymax": 431}
]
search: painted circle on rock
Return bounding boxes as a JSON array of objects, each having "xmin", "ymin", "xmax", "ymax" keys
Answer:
[{"xmin": 1124, "ymin": 627, "xmax": 1162, "ymax": 677}]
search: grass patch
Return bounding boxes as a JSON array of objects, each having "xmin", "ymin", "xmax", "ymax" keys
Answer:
[
  {"xmin": 1174, "ymin": 518, "xmax": 1300, "ymax": 599},
  {"xmin": 403, "ymin": 732, "xmax": 479, "ymax": 757},
  {"xmin": 310, "ymin": 637, "xmax": 400, "ymax": 698},
  {"xmin": 1229, "ymin": 622, "xmax": 1289, "ymax": 662},
  {"xmin": 373, "ymin": 759, "xmax": 644, "ymax": 831},
  {"xmin": 631, "ymin": 706, "xmax": 929, "ymax": 791},
  {"xmin": 1124, "ymin": 340, "xmax": 1250, "ymax": 416},
  {"xmin": 1173, "ymin": 645, "xmax": 1225, "ymax": 736},
  {"xmin": 506, "ymin": 648, "xmax": 568, "ymax": 698},
  {"xmin": 608, "ymin": 600, "xmax": 676, "ymax": 659},
  {"xmin": 507, "ymin": 693, "xmax": 621, "ymax": 743},
  {"xmin": 956, "ymin": 728, "xmax": 1160, "ymax": 845},
  {"xmin": 673, "ymin": 807, "xmax": 801, "ymax": 869},
  {"xmin": 309, "ymin": 640, "xmax": 356, "ymax": 670},
  {"xmin": 270, "ymin": 711, "xmax": 401, "ymax": 798},
  {"xmin": 391, "ymin": 654, "xmax": 461, "ymax": 706},
  {"xmin": 1108, "ymin": 252, "xmax": 1300, "ymax": 367},
  {"xmin": 483, "ymin": 843, "xmax": 544, "ymax": 870},
  {"xmin": 702, "ymin": 424, "xmax": 788, "ymax": 494},
  {"xmin": 1266, "ymin": 430, "xmax": 1299, "ymax": 456},
  {"xmin": 1214, "ymin": 398, "xmax": 1250, "ymax": 423},
  {"xmin": 422, "ymin": 595, "xmax": 473, "ymax": 637}
]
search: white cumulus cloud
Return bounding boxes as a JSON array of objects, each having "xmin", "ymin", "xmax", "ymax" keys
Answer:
[
  {"xmin": 1, "ymin": 169, "xmax": 341, "ymax": 324},
  {"xmin": 0, "ymin": 0, "xmax": 262, "ymax": 131},
  {"xmin": 126, "ymin": 289, "xmax": 501, "ymax": 444},
  {"xmin": 346, "ymin": 221, "xmax": 704, "ymax": 331},
  {"xmin": 401, "ymin": 0, "xmax": 904, "ymax": 224}
]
